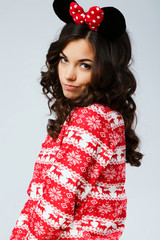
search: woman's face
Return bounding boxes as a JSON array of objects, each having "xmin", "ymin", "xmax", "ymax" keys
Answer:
[{"xmin": 58, "ymin": 39, "xmax": 95, "ymax": 99}]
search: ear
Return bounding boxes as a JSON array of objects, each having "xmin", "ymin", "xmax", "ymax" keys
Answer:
[
  {"xmin": 98, "ymin": 7, "xmax": 126, "ymax": 40},
  {"xmin": 53, "ymin": 0, "xmax": 77, "ymax": 23}
]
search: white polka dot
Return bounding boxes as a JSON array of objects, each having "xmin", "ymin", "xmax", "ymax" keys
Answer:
[
  {"xmin": 80, "ymin": 20, "xmax": 83, "ymax": 23},
  {"xmin": 76, "ymin": 16, "xmax": 78, "ymax": 19},
  {"xmin": 72, "ymin": 11, "xmax": 75, "ymax": 14},
  {"xmin": 101, "ymin": 12, "xmax": 104, "ymax": 15},
  {"xmin": 91, "ymin": 11, "xmax": 94, "ymax": 14},
  {"xmin": 70, "ymin": 7, "xmax": 72, "ymax": 9},
  {"xmin": 87, "ymin": 15, "xmax": 90, "ymax": 18},
  {"xmin": 81, "ymin": 13, "xmax": 85, "ymax": 17},
  {"xmin": 74, "ymin": 5, "xmax": 78, "ymax": 8},
  {"xmin": 89, "ymin": 23, "xmax": 91, "ymax": 25},
  {"xmin": 92, "ymin": 26, "xmax": 95, "ymax": 29},
  {"xmin": 96, "ymin": 7, "xmax": 100, "ymax": 11},
  {"xmin": 97, "ymin": 16, "xmax": 100, "ymax": 19},
  {"xmin": 78, "ymin": 10, "xmax": 81, "ymax": 12},
  {"xmin": 93, "ymin": 20, "xmax": 96, "ymax": 23}
]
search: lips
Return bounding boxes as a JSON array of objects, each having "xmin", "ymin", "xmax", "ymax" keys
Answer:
[{"xmin": 63, "ymin": 84, "xmax": 79, "ymax": 90}]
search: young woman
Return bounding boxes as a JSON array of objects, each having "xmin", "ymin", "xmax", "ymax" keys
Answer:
[{"xmin": 10, "ymin": 0, "xmax": 143, "ymax": 239}]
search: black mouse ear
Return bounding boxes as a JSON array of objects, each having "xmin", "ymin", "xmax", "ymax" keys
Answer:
[
  {"xmin": 53, "ymin": 0, "xmax": 77, "ymax": 23},
  {"xmin": 98, "ymin": 7, "xmax": 126, "ymax": 40}
]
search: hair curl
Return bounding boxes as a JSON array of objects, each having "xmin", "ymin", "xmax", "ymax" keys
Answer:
[{"xmin": 40, "ymin": 23, "xmax": 143, "ymax": 167}]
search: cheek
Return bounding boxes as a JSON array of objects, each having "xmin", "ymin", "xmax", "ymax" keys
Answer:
[
  {"xmin": 81, "ymin": 73, "xmax": 92, "ymax": 86},
  {"xmin": 80, "ymin": 77, "xmax": 91, "ymax": 93}
]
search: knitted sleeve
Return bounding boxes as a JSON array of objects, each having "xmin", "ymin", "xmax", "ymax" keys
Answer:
[{"xmin": 10, "ymin": 105, "xmax": 125, "ymax": 240}]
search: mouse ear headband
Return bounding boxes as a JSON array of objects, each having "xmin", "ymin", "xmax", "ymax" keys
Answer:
[{"xmin": 53, "ymin": 0, "xmax": 126, "ymax": 41}]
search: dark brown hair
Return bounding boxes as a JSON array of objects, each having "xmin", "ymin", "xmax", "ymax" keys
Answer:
[{"xmin": 40, "ymin": 23, "xmax": 143, "ymax": 167}]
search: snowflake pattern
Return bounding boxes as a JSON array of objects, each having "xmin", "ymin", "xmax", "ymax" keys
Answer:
[
  {"xmin": 98, "ymin": 203, "xmax": 113, "ymax": 215},
  {"xmin": 66, "ymin": 150, "xmax": 82, "ymax": 166},
  {"xmin": 48, "ymin": 186, "xmax": 62, "ymax": 201},
  {"xmin": 114, "ymin": 201, "xmax": 127, "ymax": 217},
  {"xmin": 86, "ymin": 115, "xmax": 102, "ymax": 130},
  {"xmin": 88, "ymin": 164, "xmax": 100, "ymax": 179},
  {"xmin": 116, "ymin": 164, "xmax": 126, "ymax": 181},
  {"xmin": 102, "ymin": 166, "xmax": 117, "ymax": 180},
  {"xmin": 34, "ymin": 221, "xmax": 45, "ymax": 235}
]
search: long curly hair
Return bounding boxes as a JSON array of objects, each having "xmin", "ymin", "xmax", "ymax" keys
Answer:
[{"xmin": 40, "ymin": 23, "xmax": 143, "ymax": 167}]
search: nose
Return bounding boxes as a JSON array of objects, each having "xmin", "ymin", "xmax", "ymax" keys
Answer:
[{"xmin": 65, "ymin": 65, "xmax": 76, "ymax": 81}]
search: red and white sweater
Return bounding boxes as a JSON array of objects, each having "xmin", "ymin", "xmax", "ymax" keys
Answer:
[{"xmin": 10, "ymin": 103, "xmax": 127, "ymax": 240}]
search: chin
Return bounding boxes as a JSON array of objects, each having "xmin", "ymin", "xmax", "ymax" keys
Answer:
[
  {"xmin": 65, "ymin": 95, "xmax": 78, "ymax": 100},
  {"xmin": 63, "ymin": 92, "xmax": 80, "ymax": 100}
]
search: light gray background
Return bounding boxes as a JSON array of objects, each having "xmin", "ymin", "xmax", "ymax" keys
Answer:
[{"xmin": 0, "ymin": 0, "xmax": 159, "ymax": 239}]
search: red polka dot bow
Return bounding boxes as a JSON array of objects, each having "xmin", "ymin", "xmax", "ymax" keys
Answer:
[{"xmin": 69, "ymin": 2, "xmax": 104, "ymax": 31}]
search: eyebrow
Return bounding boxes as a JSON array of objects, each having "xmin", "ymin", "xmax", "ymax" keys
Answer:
[{"xmin": 60, "ymin": 51, "xmax": 93, "ymax": 63}]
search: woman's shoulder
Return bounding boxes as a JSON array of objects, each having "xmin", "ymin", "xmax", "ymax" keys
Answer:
[{"xmin": 72, "ymin": 103, "xmax": 124, "ymax": 125}]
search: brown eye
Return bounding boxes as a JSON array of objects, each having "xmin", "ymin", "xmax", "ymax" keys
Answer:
[
  {"xmin": 59, "ymin": 56, "xmax": 68, "ymax": 63},
  {"xmin": 81, "ymin": 63, "xmax": 91, "ymax": 70}
]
